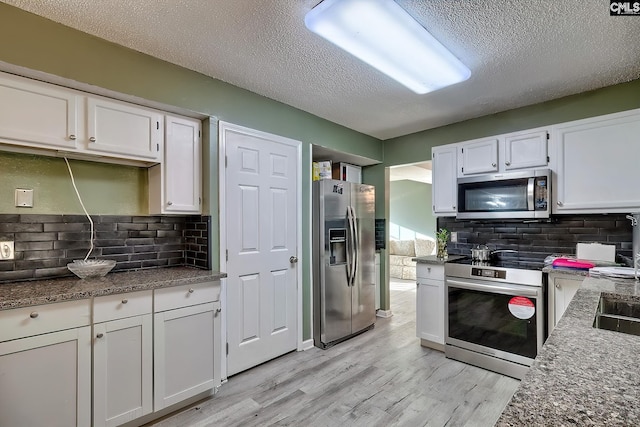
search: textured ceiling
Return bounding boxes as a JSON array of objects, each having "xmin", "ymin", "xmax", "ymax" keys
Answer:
[{"xmin": 3, "ymin": 0, "xmax": 640, "ymax": 140}]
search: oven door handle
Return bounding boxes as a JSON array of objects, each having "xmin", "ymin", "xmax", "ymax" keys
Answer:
[{"xmin": 446, "ymin": 278, "xmax": 540, "ymax": 297}]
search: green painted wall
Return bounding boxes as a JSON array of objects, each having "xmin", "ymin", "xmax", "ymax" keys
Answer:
[
  {"xmin": 383, "ymin": 78, "xmax": 640, "ymax": 167},
  {"xmin": 0, "ymin": 3, "xmax": 385, "ymax": 341},
  {"xmin": 390, "ymin": 180, "xmax": 436, "ymax": 240},
  {"xmin": 0, "ymin": 152, "xmax": 147, "ymax": 215}
]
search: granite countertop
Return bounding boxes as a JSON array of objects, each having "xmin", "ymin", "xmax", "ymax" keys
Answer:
[
  {"xmin": 542, "ymin": 265, "xmax": 590, "ymax": 277},
  {"xmin": 0, "ymin": 267, "xmax": 227, "ymax": 310},
  {"xmin": 412, "ymin": 255, "xmax": 466, "ymax": 265},
  {"xmin": 497, "ymin": 276, "xmax": 640, "ymax": 426}
]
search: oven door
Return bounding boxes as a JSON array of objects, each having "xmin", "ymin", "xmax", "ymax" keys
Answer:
[{"xmin": 445, "ymin": 277, "xmax": 545, "ymax": 366}]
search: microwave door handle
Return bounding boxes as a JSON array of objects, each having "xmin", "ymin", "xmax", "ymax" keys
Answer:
[{"xmin": 527, "ymin": 177, "xmax": 535, "ymax": 211}]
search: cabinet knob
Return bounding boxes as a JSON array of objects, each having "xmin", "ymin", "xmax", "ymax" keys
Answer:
[
  {"xmin": 188, "ymin": 288, "xmax": 194, "ymax": 294},
  {"xmin": 29, "ymin": 312, "xmax": 38, "ymax": 319},
  {"xmin": 89, "ymin": 137, "xmax": 96, "ymax": 142},
  {"xmin": 167, "ymin": 201, "xmax": 173, "ymax": 206},
  {"xmin": 556, "ymin": 283, "xmax": 561, "ymax": 289},
  {"xmin": 557, "ymin": 201, "xmax": 563, "ymax": 206},
  {"xmin": 216, "ymin": 308, "xmax": 222, "ymax": 313},
  {"xmin": 452, "ymin": 206, "xmax": 456, "ymax": 210},
  {"xmin": 96, "ymin": 333, "xmax": 104, "ymax": 339},
  {"xmin": 69, "ymin": 134, "xmax": 76, "ymax": 140},
  {"xmin": 427, "ymin": 267, "xmax": 431, "ymax": 273},
  {"xmin": 505, "ymin": 161, "xmax": 511, "ymax": 166},
  {"xmin": 121, "ymin": 299, "xmax": 128, "ymax": 304},
  {"xmin": 491, "ymin": 163, "xmax": 497, "ymax": 167}
]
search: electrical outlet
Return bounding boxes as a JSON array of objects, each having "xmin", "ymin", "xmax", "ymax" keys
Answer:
[
  {"xmin": 450, "ymin": 232, "xmax": 458, "ymax": 243},
  {"xmin": 0, "ymin": 241, "xmax": 14, "ymax": 260}
]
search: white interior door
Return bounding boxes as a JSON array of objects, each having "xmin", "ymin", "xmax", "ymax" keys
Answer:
[{"xmin": 222, "ymin": 122, "xmax": 300, "ymax": 376}]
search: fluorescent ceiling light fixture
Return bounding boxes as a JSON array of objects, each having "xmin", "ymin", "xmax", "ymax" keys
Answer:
[{"xmin": 304, "ymin": 0, "xmax": 471, "ymax": 94}]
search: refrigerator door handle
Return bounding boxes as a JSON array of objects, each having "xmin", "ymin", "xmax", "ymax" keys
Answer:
[
  {"xmin": 345, "ymin": 207, "xmax": 353, "ymax": 286},
  {"xmin": 347, "ymin": 206, "xmax": 357, "ymax": 286},
  {"xmin": 351, "ymin": 206, "xmax": 359, "ymax": 287}
]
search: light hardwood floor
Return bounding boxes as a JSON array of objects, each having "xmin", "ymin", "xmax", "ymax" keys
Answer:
[{"xmin": 147, "ymin": 279, "xmax": 519, "ymax": 427}]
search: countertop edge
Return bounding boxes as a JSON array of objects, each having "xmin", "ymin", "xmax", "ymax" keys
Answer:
[{"xmin": 0, "ymin": 267, "xmax": 227, "ymax": 310}]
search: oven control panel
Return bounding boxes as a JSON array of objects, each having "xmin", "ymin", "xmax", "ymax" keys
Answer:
[{"xmin": 471, "ymin": 267, "xmax": 507, "ymax": 279}]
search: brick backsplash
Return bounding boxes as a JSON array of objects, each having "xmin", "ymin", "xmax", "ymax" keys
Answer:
[
  {"xmin": 438, "ymin": 214, "xmax": 633, "ymax": 264},
  {"xmin": 0, "ymin": 214, "xmax": 211, "ymax": 283}
]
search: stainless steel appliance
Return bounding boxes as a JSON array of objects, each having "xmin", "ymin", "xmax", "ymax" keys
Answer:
[
  {"xmin": 456, "ymin": 169, "xmax": 550, "ymax": 219},
  {"xmin": 313, "ymin": 179, "xmax": 376, "ymax": 349},
  {"xmin": 445, "ymin": 259, "xmax": 546, "ymax": 379}
]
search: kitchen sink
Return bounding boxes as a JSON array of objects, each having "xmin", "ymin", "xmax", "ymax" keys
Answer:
[{"xmin": 593, "ymin": 295, "xmax": 640, "ymax": 337}]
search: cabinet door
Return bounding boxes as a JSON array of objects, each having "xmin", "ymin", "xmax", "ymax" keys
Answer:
[
  {"xmin": 154, "ymin": 302, "xmax": 217, "ymax": 410},
  {"xmin": 553, "ymin": 109, "xmax": 640, "ymax": 213},
  {"xmin": 87, "ymin": 96, "xmax": 162, "ymax": 161},
  {"xmin": 459, "ymin": 137, "xmax": 498, "ymax": 175},
  {"xmin": 432, "ymin": 145, "xmax": 458, "ymax": 215},
  {"xmin": 0, "ymin": 326, "xmax": 91, "ymax": 427},
  {"xmin": 416, "ymin": 278, "xmax": 445, "ymax": 346},
  {"xmin": 550, "ymin": 276, "xmax": 582, "ymax": 329},
  {"xmin": 93, "ymin": 315, "xmax": 152, "ymax": 427},
  {"xmin": 0, "ymin": 72, "xmax": 78, "ymax": 150},
  {"xmin": 503, "ymin": 130, "xmax": 548, "ymax": 170},
  {"xmin": 164, "ymin": 115, "xmax": 202, "ymax": 213}
]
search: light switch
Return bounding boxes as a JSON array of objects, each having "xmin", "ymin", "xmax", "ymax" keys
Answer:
[
  {"xmin": 15, "ymin": 189, "xmax": 33, "ymax": 207},
  {"xmin": 450, "ymin": 232, "xmax": 458, "ymax": 243}
]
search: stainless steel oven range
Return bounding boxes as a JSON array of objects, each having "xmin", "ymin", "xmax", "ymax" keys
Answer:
[{"xmin": 445, "ymin": 259, "xmax": 546, "ymax": 379}]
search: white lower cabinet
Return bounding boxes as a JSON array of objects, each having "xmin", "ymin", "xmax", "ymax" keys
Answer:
[
  {"xmin": 416, "ymin": 264, "xmax": 445, "ymax": 350},
  {"xmin": 93, "ymin": 291, "xmax": 153, "ymax": 427},
  {"xmin": 154, "ymin": 302, "xmax": 218, "ymax": 410},
  {"xmin": 0, "ymin": 300, "xmax": 92, "ymax": 427},
  {"xmin": 548, "ymin": 273, "xmax": 583, "ymax": 332}
]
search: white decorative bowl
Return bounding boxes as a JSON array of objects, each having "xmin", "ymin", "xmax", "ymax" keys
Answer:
[{"xmin": 67, "ymin": 259, "xmax": 116, "ymax": 279}]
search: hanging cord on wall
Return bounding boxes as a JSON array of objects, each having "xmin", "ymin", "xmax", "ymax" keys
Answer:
[{"xmin": 64, "ymin": 157, "xmax": 94, "ymax": 261}]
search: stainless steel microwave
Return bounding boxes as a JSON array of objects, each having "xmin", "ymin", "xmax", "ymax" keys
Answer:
[{"xmin": 456, "ymin": 169, "xmax": 551, "ymax": 219}]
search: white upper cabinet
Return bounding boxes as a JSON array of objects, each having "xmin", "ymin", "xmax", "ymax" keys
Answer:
[
  {"xmin": 458, "ymin": 137, "xmax": 498, "ymax": 175},
  {"xmin": 87, "ymin": 96, "xmax": 163, "ymax": 162},
  {"xmin": 0, "ymin": 70, "xmax": 164, "ymax": 166},
  {"xmin": 432, "ymin": 144, "xmax": 458, "ymax": 216},
  {"xmin": 0, "ymin": 72, "xmax": 79, "ymax": 150},
  {"xmin": 149, "ymin": 115, "xmax": 202, "ymax": 214},
  {"xmin": 551, "ymin": 108, "xmax": 640, "ymax": 213},
  {"xmin": 503, "ymin": 129, "xmax": 548, "ymax": 171}
]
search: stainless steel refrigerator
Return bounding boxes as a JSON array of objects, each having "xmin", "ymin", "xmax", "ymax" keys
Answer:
[{"xmin": 313, "ymin": 179, "xmax": 376, "ymax": 349}]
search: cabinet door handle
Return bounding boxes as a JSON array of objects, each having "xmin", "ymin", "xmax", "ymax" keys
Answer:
[
  {"xmin": 557, "ymin": 201, "xmax": 563, "ymax": 206},
  {"xmin": 29, "ymin": 312, "xmax": 39, "ymax": 319},
  {"xmin": 556, "ymin": 283, "xmax": 561, "ymax": 289},
  {"xmin": 167, "ymin": 201, "xmax": 173, "ymax": 206},
  {"xmin": 89, "ymin": 137, "xmax": 96, "ymax": 142},
  {"xmin": 188, "ymin": 288, "xmax": 194, "ymax": 294},
  {"xmin": 505, "ymin": 161, "xmax": 511, "ymax": 166},
  {"xmin": 121, "ymin": 299, "xmax": 128, "ymax": 304},
  {"xmin": 96, "ymin": 333, "xmax": 104, "ymax": 339},
  {"xmin": 491, "ymin": 163, "xmax": 497, "ymax": 167},
  {"xmin": 69, "ymin": 134, "xmax": 76, "ymax": 140}
]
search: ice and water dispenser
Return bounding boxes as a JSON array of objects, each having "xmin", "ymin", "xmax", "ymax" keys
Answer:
[{"xmin": 328, "ymin": 228, "xmax": 347, "ymax": 265}]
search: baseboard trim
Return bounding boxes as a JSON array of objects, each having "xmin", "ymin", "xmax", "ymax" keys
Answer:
[
  {"xmin": 376, "ymin": 309, "xmax": 393, "ymax": 318},
  {"xmin": 300, "ymin": 338, "xmax": 315, "ymax": 351}
]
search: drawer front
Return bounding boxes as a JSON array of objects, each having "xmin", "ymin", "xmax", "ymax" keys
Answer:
[
  {"xmin": 93, "ymin": 290, "xmax": 152, "ymax": 323},
  {"xmin": 0, "ymin": 299, "xmax": 91, "ymax": 342},
  {"xmin": 154, "ymin": 282, "xmax": 219, "ymax": 312},
  {"xmin": 416, "ymin": 264, "xmax": 444, "ymax": 280}
]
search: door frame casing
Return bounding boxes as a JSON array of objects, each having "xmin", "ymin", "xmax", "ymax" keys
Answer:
[{"xmin": 218, "ymin": 121, "xmax": 303, "ymax": 381}]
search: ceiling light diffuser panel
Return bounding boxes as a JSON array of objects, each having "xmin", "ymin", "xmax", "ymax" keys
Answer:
[{"xmin": 305, "ymin": 0, "xmax": 471, "ymax": 94}]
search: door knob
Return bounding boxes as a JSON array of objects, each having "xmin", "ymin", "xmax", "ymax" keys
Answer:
[{"xmin": 289, "ymin": 256, "xmax": 298, "ymax": 264}]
